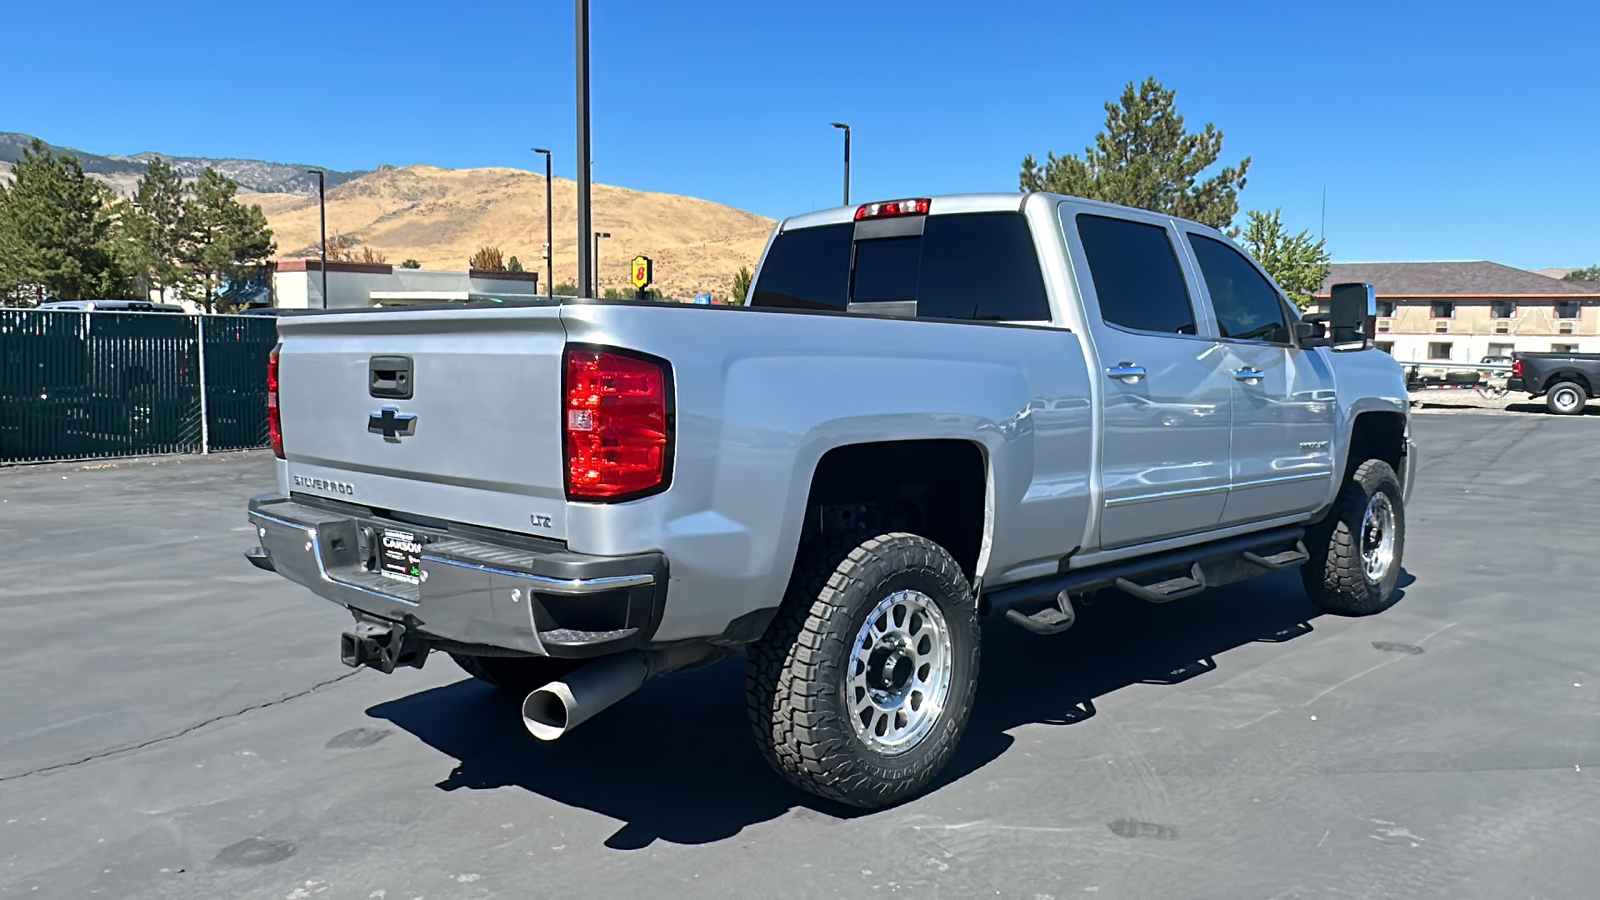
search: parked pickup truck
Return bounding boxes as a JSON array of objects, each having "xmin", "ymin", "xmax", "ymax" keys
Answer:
[
  {"xmin": 1507, "ymin": 350, "xmax": 1600, "ymax": 414},
  {"xmin": 246, "ymin": 193, "xmax": 1417, "ymax": 809}
]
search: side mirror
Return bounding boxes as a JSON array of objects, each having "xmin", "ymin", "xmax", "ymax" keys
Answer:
[{"xmin": 1328, "ymin": 282, "xmax": 1376, "ymax": 349}]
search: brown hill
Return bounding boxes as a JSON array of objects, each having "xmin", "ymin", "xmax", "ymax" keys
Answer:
[{"xmin": 250, "ymin": 165, "xmax": 774, "ymax": 298}]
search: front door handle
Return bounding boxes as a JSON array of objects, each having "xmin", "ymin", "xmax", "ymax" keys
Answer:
[
  {"xmin": 1106, "ymin": 363, "xmax": 1146, "ymax": 383},
  {"xmin": 1234, "ymin": 367, "xmax": 1264, "ymax": 385}
]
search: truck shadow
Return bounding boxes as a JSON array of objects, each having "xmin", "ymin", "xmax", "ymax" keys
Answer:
[{"xmin": 366, "ymin": 569, "xmax": 1412, "ymax": 849}]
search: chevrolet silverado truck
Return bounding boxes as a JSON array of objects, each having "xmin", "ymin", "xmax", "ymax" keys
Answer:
[
  {"xmin": 246, "ymin": 193, "xmax": 1416, "ymax": 809},
  {"xmin": 1507, "ymin": 350, "xmax": 1600, "ymax": 414}
]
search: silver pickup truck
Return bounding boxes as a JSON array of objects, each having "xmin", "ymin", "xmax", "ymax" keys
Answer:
[{"xmin": 247, "ymin": 193, "xmax": 1416, "ymax": 809}]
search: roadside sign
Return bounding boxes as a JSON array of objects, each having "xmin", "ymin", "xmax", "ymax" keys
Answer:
[
  {"xmin": 631, "ymin": 255, "xmax": 653, "ymax": 290},
  {"xmin": 694, "ymin": 294, "xmax": 712, "ymax": 305}
]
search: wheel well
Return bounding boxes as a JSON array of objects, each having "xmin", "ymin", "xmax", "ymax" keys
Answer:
[
  {"xmin": 1544, "ymin": 372, "xmax": 1591, "ymax": 395},
  {"xmin": 801, "ymin": 440, "xmax": 986, "ymax": 579},
  {"xmin": 1345, "ymin": 411, "xmax": 1405, "ymax": 478}
]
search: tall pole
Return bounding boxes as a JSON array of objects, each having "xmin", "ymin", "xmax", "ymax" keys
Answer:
[
  {"xmin": 308, "ymin": 169, "xmax": 327, "ymax": 308},
  {"xmin": 832, "ymin": 122, "xmax": 851, "ymax": 206},
  {"xmin": 575, "ymin": 0, "xmax": 593, "ymax": 298},
  {"xmin": 533, "ymin": 148, "xmax": 554, "ymax": 297}
]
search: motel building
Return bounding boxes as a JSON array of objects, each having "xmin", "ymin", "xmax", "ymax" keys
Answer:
[{"xmin": 1314, "ymin": 262, "xmax": 1600, "ymax": 365}]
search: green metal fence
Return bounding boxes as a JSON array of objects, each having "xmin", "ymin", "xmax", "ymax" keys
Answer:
[{"xmin": 0, "ymin": 310, "xmax": 278, "ymax": 463}]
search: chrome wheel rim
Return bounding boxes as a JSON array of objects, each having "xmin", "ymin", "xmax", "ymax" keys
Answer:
[
  {"xmin": 1361, "ymin": 492, "xmax": 1397, "ymax": 583},
  {"xmin": 846, "ymin": 589, "xmax": 953, "ymax": 756},
  {"xmin": 1554, "ymin": 387, "xmax": 1581, "ymax": 412}
]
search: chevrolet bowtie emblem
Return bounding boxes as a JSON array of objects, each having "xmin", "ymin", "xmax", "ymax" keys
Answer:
[{"xmin": 368, "ymin": 407, "xmax": 417, "ymax": 441}]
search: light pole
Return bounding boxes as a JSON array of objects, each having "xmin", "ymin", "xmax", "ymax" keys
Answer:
[
  {"xmin": 306, "ymin": 169, "xmax": 327, "ymax": 308},
  {"xmin": 831, "ymin": 122, "xmax": 851, "ymax": 206},
  {"xmin": 532, "ymin": 148, "xmax": 554, "ymax": 297},
  {"xmin": 593, "ymin": 231, "xmax": 610, "ymax": 297},
  {"xmin": 575, "ymin": 0, "xmax": 593, "ymax": 300}
]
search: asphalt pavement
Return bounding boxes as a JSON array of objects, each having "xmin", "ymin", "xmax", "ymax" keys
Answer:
[{"xmin": 2, "ymin": 414, "xmax": 1597, "ymax": 899}]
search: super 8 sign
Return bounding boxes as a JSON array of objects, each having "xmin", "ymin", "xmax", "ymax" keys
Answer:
[{"xmin": 631, "ymin": 255, "xmax": 653, "ymax": 289}]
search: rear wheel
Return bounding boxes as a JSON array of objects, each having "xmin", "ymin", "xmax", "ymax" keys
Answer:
[
  {"xmin": 1546, "ymin": 382, "xmax": 1588, "ymax": 415},
  {"xmin": 449, "ymin": 653, "xmax": 581, "ymax": 693},
  {"xmin": 746, "ymin": 532, "xmax": 980, "ymax": 809},
  {"xmin": 1302, "ymin": 459, "xmax": 1405, "ymax": 616}
]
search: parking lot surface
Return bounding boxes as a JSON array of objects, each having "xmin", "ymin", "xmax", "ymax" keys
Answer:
[{"xmin": 2, "ymin": 414, "xmax": 1597, "ymax": 900}]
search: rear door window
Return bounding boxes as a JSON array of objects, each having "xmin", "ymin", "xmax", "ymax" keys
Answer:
[
  {"xmin": 751, "ymin": 212, "xmax": 1051, "ymax": 322},
  {"xmin": 1074, "ymin": 214, "xmax": 1196, "ymax": 335}
]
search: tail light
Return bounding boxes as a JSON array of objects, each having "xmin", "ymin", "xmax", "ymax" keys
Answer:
[
  {"xmin": 1511, "ymin": 359, "xmax": 1523, "ymax": 377},
  {"xmin": 267, "ymin": 346, "xmax": 284, "ymax": 459},
  {"xmin": 564, "ymin": 347, "xmax": 672, "ymax": 500},
  {"xmin": 854, "ymin": 198, "xmax": 931, "ymax": 220}
]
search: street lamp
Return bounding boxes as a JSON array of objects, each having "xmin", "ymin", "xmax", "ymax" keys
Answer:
[
  {"xmin": 830, "ymin": 122, "xmax": 851, "ymax": 206},
  {"xmin": 532, "ymin": 148, "xmax": 554, "ymax": 297},
  {"xmin": 592, "ymin": 232, "xmax": 610, "ymax": 297},
  {"xmin": 306, "ymin": 169, "xmax": 327, "ymax": 308}
]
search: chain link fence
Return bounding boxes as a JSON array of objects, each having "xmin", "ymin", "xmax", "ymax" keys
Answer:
[{"xmin": 0, "ymin": 310, "xmax": 278, "ymax": 463}]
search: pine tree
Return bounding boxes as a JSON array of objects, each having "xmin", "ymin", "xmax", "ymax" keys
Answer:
[
  {"xmin": 123, "ymin": 157, "xmax": 187, "ymax": 302},
  {"xmin": 730, "ymin": 266, "xmax": 754, "ymax": 305},
  {"xmin": 507, "ymin": 256, "xmax": 524, "ymax": 272},
  {"xmin": 1020, "ymin": 78, "xmax": 1250, "ymax": 231},
  {"xmin": 180, "ymin": 168, "xmax": 275, "ymax": 312},
  {"xmin": 0, "ymin": 138, "xmax": 129, "ymax": 303},
  {"xmin": 1239, "ymin": 209, "xmax": 1330, "ymax": 309}
]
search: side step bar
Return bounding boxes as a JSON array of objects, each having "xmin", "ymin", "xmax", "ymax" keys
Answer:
[{"xmin": 985, "ymin": 525, "xmax": 1308, "ymax": 630}]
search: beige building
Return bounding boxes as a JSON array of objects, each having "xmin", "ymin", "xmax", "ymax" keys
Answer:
[{"xmin": 1314, "ymin": 262, "xmax": 1600, "ymax": 364}]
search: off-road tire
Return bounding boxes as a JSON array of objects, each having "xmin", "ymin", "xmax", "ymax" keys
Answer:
[
  {"xmin": 745, "ymin": 532, "xmax": 981, "ymax": 809},
  {"xmin": 449, "ymin": 653, "xmax": 582, "ymax": 693},
  {"xmin": 1546, "ymin": 381, "xmax": 1588, "ymax": 416},
  {"xmin": 1301, "ymin": 459, "xmax": 1405, "ymax": 615}
]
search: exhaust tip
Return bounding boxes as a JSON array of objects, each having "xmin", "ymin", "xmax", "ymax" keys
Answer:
[{"xmin": 522, "ymin": 686, "xmax": 574, "ymax": 741}]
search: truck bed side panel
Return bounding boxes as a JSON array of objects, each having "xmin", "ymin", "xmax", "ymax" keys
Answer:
[{"xmin": 557, "ymin": 303, "xmax": 1094, "ymax": 641}]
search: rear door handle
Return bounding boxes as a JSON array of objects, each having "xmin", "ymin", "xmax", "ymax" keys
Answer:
[
  {"xmin": 1106, "ymin": 363, "xmax": 1146, "ymax": 383},
  {"xmin": 1234, "ymin": 367, "xmax": 1264, "ymax": 385}
]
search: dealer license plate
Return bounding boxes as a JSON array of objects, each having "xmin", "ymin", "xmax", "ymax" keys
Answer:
[{"xmin": 379, "ymin": 527, "xmax": 424, "ymax": 584}]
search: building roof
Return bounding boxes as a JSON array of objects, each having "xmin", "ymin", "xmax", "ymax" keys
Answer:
[{"xmin": 1317, "ymin": 261, "xmax": 1600, "ymax": 297}]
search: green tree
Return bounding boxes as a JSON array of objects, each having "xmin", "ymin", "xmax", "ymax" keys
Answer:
[
  {"xmin": 1239, "ymin": 208, "xmax": 1330, "ymax": 309},
  {"xmin": 1019, "ymin": 78, "xmax": 1250, "ymax": 231},
  {"xmin": 552, "ymin": 281, "xmax": 580, "ymax": 296},
  {"xmin": 180, "ymin": 168, "xmax": 275, "ymax": 312},
  {"xmin": 507, "ymin": 256, "xmax": 524, "ymax": 272},
  {"xmin": 730, "ymin": 265, "xmax": 754, "ymax": 305},
  {"xmin": 121, "ymin": 157, "xmax": 187, "ymax": 302},
  {"xmin": 1563, "ymin": 265, "xmax": 1600, "ymax": 283},
  {"xmin": 0, "ymin": 138, "xmax": 129, "ymax": 303},
  {"xmin": 400, "ymin": 258, "xmax": 422, "ymax": 269}
]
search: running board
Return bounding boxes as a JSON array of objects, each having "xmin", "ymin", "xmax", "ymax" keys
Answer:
[
  {"xmin": 1004, "ymin": 590, "xmax": 1077, "ymax": 635},
  {"xmin": 985, "ymin": 525, "xmax": 1307, "ymax": 628}
]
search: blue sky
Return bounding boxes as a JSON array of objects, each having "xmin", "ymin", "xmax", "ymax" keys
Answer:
[{"xmin": 6, "ymin": 0, "xmax": 1596, "ymax": 268}]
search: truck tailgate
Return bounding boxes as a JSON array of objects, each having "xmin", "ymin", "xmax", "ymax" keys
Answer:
[{"xmin": 275, "ymin": 306, "xmax": 570, "ymax": 540}]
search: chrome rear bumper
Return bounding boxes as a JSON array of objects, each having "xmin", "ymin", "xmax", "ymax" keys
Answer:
[{"xmin": 246, "ymin": 494, "xmax": 667, "ymax": 658}]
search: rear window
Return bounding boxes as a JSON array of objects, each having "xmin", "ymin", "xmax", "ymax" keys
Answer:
[{"xmin": 750, "ymin": 212, "xmax": 1051, "ymax": 322}]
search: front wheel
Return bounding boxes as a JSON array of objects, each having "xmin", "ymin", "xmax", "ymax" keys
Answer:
[
  {"xmin": 746, "ymin": 532, "xmax": 980, "ymax": 809},
  {"xmin": 1546, "ymin": 382, "xmax": 1588, "ymax": 415},
  {"xmin": 1302, "ymin": 459, "xmax": 1405, "ymax": 615}
]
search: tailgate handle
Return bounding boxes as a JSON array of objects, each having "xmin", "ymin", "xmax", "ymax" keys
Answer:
[{"xmin": 369, "ymin": 356, "xmax": 413, "ymax": 399}]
